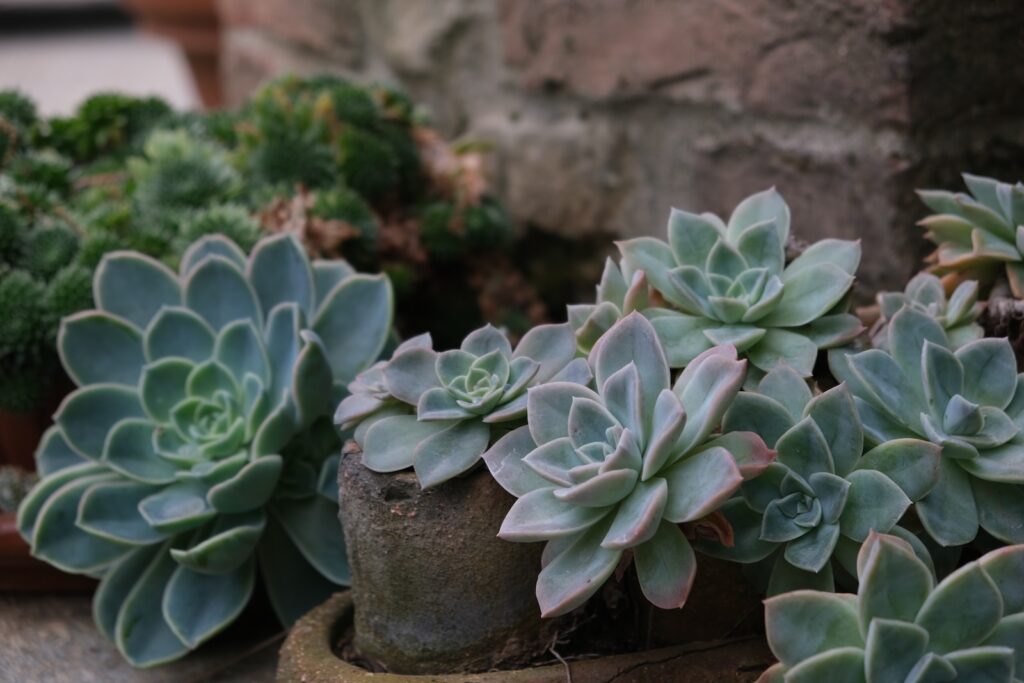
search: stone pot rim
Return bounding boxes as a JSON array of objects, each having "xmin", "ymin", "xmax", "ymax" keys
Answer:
[{"xmin": 277, "ymin": 591, "xmax": 774, "ymax": 683}]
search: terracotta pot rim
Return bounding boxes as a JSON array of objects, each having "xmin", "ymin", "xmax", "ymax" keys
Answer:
[{"xmin": 277, "ymin": 591, "xmax": 772, "ymax": 683}]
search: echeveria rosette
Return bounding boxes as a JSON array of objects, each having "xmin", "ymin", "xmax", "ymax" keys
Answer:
[
  {"xmin": 698, "ymin": 365, "xmax": 941, "ymax": 594},
  {"xmin": 830, "ymin": 305, "xmax": 1024, "ymax": 546},
  {"xmin": 484, "ymin": 313, "xmax": 774, "ymax": 616},
  {"xmin": 17, "ymin": 232, "xmax": 393, "ymax": 667},
  {"xmin": 757, "ymin": 532, "xmax": 1024, "ymax": 683},
  {"xmin": 342, "ymin": 322, "xmax": 592, "ymax": 489},
  {"xmin": 919, "ymin": 173, "xmax": 1024, "ymax": 297},
  {"xmin": 874, "ymin": 273, "xmax": 982, "ymax": 350},
  {"xmin": 614, "ymin": 189, "xmax": 863, "ymax": 378}
]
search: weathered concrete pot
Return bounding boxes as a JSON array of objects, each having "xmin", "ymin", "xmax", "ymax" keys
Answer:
[
  {"xmin": 277, "ymin": 592, "xmax": 773, "ymax": 683},
  {"xmin": 337, "ymin": 448, "xmax": 556, "ymax": 674}
]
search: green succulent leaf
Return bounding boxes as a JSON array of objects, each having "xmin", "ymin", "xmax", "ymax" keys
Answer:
[
  {"xmin": 163, "ymin": 559, "xmax": 254, "ymax": 649},
  {"xmin": 59, "ymin": 312, "xmax": 145, "ymax": 387},
  {"xmin": 95, "ymin": 252, "xmax": 181, "ymax": 329}
]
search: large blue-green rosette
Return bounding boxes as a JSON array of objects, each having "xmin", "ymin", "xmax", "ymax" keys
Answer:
[{"xmin": 17, "ymin": 232, "xmax": 392, "ymax": 666}]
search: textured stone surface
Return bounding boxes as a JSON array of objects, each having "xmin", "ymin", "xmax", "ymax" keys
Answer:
[
  {"xmin": 219, "ymin": 0, "xmax": 1024, "ymax": 295},
  {"xmin": 278, "ymin": 592, "xmax": 775, "ymax": 683},
  {"xmin": 338, "ymin": 449, "xmax": 555, "ymax": 675},
  {"xmin": 0, "ymin": 594, "xmax": 277, "ymax": 682}
]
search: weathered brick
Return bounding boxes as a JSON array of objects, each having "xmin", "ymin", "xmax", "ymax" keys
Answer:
[
  {"xmin": 499, "ymin": 0, "xmax": 909, "ymax": 126},
  {"xmin": 218, "ymin": 0, "xmax": 363, "ymax": 64},
  {"xmin": 220, "ymin": 30, "xmax": 347, "ymax": 106}
]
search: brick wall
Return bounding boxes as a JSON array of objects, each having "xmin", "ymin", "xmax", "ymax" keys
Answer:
[{"xmin": 219, "ymin": 0, "xmax": 1024, "ymax": 295}]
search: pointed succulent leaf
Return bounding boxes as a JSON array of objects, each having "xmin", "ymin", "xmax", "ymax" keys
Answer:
[
  {"xmin": 77, "ymin": 480, "xmax": 165, "ymax": 545},
  {"xmin": 247, "ymin": 233, "xmax": 314, "ymax": 318},
  {"xmin": 413, "ymin": 420, "xmax": 491, "ymax": 489},
  {"xmin": 761, "ymin": 264, "xmax": 855, "ymax": 327},
  {"xmin": 634, "ymin": 521, "xmax": 696, "ymax": 609},
  {"xmin": 839, "ymin": 470, "xmax": 910, "ymax": 541},
  {"xmin": 727, "ymin": 187, "xmax": 790, "ymax": 244},
  {"xmin": 764, "ymin": 591, "xmax": 863, "ymax": 667},
  {"xmin": 864, "ymin": 618, "xmax": 930, "ymax": 683},
  {"xmin": 723, "ymin": 392, "xmax": 795, "ymax": 448},
  {"xmin": 915, "ymin": 561, "xmax": 1003, "ymax": 652},
  {"xmin": 482, "ymin": 426, "xmax": 550, "ymax": 497},
  {"xmin": 857, "ymin": 532, "xmax": 935, "ymax": 628},
  {"xmin": 956, "ymin": 338, "xmax": 1018, "ymax": 410},
  {"xmin": 311, "ymin": 260, "xmax": 354, "ymax": 310},
  {"xmin": 170, "ymin": 512, "xmax": 265, "ymax": 573},
  {"xmin": 855, "ymin": 439, "xmax": 941, "ymax": 501},
  {"xmin": 757, "ymin": 365, "xmax": 813, "ymax": 422},
  {"xmin": 258, "ymin": 516, "xmax": 340, "ymax": 628},
  {"xmin": 313, "ymin": 274, "xmax": 393, "ymax": 383},
  {"xmin": 916, "ymin": 458, "xmax": 980, "ymax": 546},
  {"xmin": 661, "ymin": 447, "xmax": 742, "ymax": 522},
  {"xmin": 59, "ymin": 312, "xmax": 145, "ymax": 387},
  {"xmin": 56, "ymin": 384, "xmax": 145, "ymax": 459},
  {"xmin": 591, "ymin": 312, "xmax": 669, "ymax": 419},
  {"xmin": 115, "ymin": 546, "xmax": 190, "ymax": 667},
  {"xmin": 746, "ymin": 329, "xmax": 818, "ymax": 377},
  {"xmin": 786, "ymin": 648, "xmax": 867, "ymax": 683},
  {"xmin": 535, "ymin": 517, "xmax": 621, "ymax": 617},
  {"xmin": 35, "ymin": 427, "xmax": 87, "ymax": 477},
  {"xmin": 274, "ymin": 496, "xmax": 350, "ymax": 585},
  {"xmin": 95, "ymin": 252, "xmax": 182, "ymax": 329},
  {"xmin": 668, "ymin": 208, "xmax": 722, "ymax": 267},
  {"xmin": 498, "ymin": 488, "xmax": 610, "ymax": 542},
  {"xmin": 30, "ymin": 474, "xmax": 130, "ymax": 572},
  {"xmin": 185, "ymin": 255, "xmax": 261, "ymax": 332},
  {"xmin": 180, "ymin": 234, "xmax": 246, "ymax": 276},
  {"xmin": 361, "ymin": 415, "xmax": 449, "ymax": 473},
  {"xmin": 513, "ymin": 322, "xmax": 577, "ymax": 382},
  {"xmin": 527, "ymin": 382, "xmax": 602, "ymax": 446},
  {"xmin": 776, "ymin": 418, "xmax": 835, "ymax": 481},
  {"xmin": 601, "ymin": 477, "xmax": 668, "ymax": 549},
  {"xmin": 163, "ymin": 559, "xmax": 254, "ymax": 649},
  {"xmin": 144, "ymin": 306, "xmax": 215, "ymax": 363}
]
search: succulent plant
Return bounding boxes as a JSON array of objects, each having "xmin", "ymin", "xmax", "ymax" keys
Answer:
[
  {"xmin": 831, "ymin": 305, "xmax": 1024, "ymax": 546},
  {"xmin": 573, "ymin": 189, "xmax": 862, "ymax": 378},
  {"xmin": 0, "ymin": 89, "xmax": 38, "ymax": 164},
  {"xmin": 919, "ymin": 173, "xmax": 1024, "ymax": 296},
  {"xmin": 758, "ymin": 532, "xmax": 1024, "ymax": 683},
  {"xmin": 18, "ymin": 232, "xmax": 393, "ymax": 666},
  {"xmin": 129, "ymin": 129, "xmax": 240, "ymax": 223},
  {"xmin": 0, "ymin": 200, "xmax": 93, "ymax": 412},
  {"xmin": 44, "ymin": 92, "xmax": 173, "ymax": 164},
  {"xmin": 698, "ymin": 365, "xmax": 941, "ymax": 593},
  {"xmin": 484, "ymin": 313, "xmax": 774, "ymax": 616},
  {"xmin": 337, "ymin": 321, "xmax": 590, "ymax": 488},
  {"xmin": 873, "ymin": 273, "xmax": 982, "ymax": 350}
]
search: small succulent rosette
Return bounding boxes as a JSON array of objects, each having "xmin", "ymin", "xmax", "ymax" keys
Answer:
[
  {"xmin": 484, "ymin": 313, "xmax": 774, "ymax": 616},
  {"xmin": 570, "ymin": 188, "xmax": 863, "ymax": 377},
  {"xmin": 758, "ymin": 532, "xmax": 1024, "ymax": 683},
  {"xmin": 831, "ymin": 304, "xmax": 1024, "ymax": 546},
  {"xmin": 872, "ymin": 272, "xmax": 982, "ymax": 350},
  {"xmin": 336, "ymin": 322, "xmax": 591, "ymax": 488},
  {"xmin": 919, "ymin": 173, "xmax": 1024, "ymax": 296},
  {"xmin": 698, "ymin": 364, "xmax": 941, "ymax": 594},
  {"xmin": 18, "ymin": 233, "xmax": 392, "ymax": 666}
]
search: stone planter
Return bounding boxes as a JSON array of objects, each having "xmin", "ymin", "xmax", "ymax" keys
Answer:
[
  {"xmin": 277, "ymin": 592, "xmax": 773, "ymax": 683},
  {"xmin": 337, "ymin": 447, "xmax": 558, "ymax": 674}
]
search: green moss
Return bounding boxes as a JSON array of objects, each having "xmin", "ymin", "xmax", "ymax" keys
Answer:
[
  {"xmin": 0, "ymin": 269, "xmax": 48, "ymax": 357},
  {"xmin": 46, "ymin": 264, "xmax": 93, "ymax": 324},
  {"xmin": 45, "ymin": 92, "xmax": 173, "ymax": 163},
  {"xmin": 23, "ymin": 221, "xmax": 79, "ymax": 278}
]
